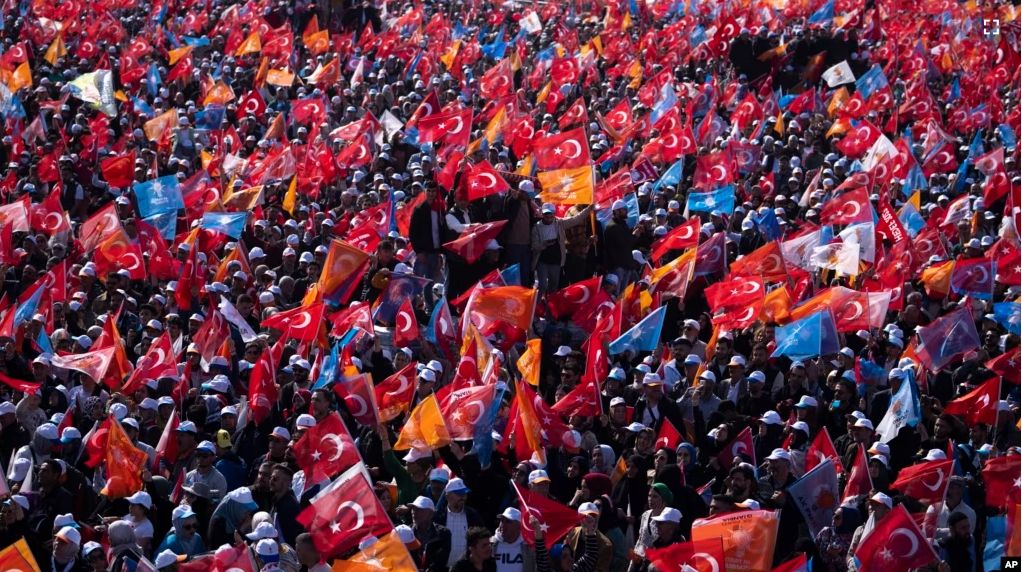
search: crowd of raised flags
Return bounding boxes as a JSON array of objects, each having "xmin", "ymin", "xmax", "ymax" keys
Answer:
[{"xmin": 0, "ymin": 0, "xmax": 1016, "ymax": 570}]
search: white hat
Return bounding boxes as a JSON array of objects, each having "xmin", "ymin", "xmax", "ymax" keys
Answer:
[
  {"xmin": 868, "ymin": 442, "xmax": 891, "ymax": 456},
  {"xmin": 554, "ymin": 345, "xmax": 572, "ymax": 357},
  {"xmin": 608, "ymin": 367, "xmax": 626, "ymax": 381},
  {"xmin": 9, "ymin": 458, "xmax": 30, "ymax": 481},
  {"xmin": 610, "ymin": 397, "xmax": 626, "ymax": 407},
  {"xmin": 794, "ymin": 396, "xmax": 818, "ymax": 408},
  {"xmin": 411, "ymin": 496, "xmax": 436, "ymax": 510},
  {"xmin": 125, "ymin": 491, "xmax": 153, "ymax": 508},
  {"xmin": 403, "ymin": 448, "xmax": 432, "ymax": 463},
  {"xmin": 578, "ymin": 502, "xmax": 601, "ymax": 516},
  {"xmin": 296, "ymin": 414, "xmax": 317, "ymax": 428},
  {"xmin": 154, "ymin": 549, "xmax": 186, "ymax": 568},
  {"xmin": 196, "ymin": 441, "xmax": 217, "ymax": 455},
  {"xmin": 109, "ymin": 403, "xmax": 128, "ymax": 420},
  {"xmin": 37, "ymin": 423, "xmax": 60, "ymax": 441},
  {"xmin": 765, "ymin": 448, "xmax": 792, "ymax": 462},
  {"xmin": 869, "ymin": 455, "xmax": 889, "ymax": 468},
  {"xmin": 727, "ymin": 355, "xmax": 747, "ymax": 367},
  {"xmin": 791, "ymin": 421, "xmax": 810, "ymax": 434},
  {"xmin": 445, "ymin": 478, "xmax": 470, "ymax": 494},
  {"xmin": 81, "ymin": 541, "xmax": 103, "ymax": 558},
  {"xmin": 247, "ymin": 521, "xmax": 279, "ymax": 540},
  {"xmin": 418, "ymin": 369, "xmax": 437, "ymax": 383},
  {"xmin": 759, "ymin": 410, "xmax": 783, "ymax": 425},
  {"xmin": 839, "ymin": 347, "xmax": 855, "ymax": 358},
  {"xmin": 888, "ymin": 368, "xmax": 905, "ymax": 379},
  {"xmin": 745, "ymin": 371, "xmax": 766, "ymax": 384},
  {"xmin": 270, "ymin": 426, "xmax": 291, "ymax": 440},
  {"xmin": 139, "ymin": 398, "xmax": 159, "ymax": 411},
  {"xmin": 528, "ymin": 469, "xmax": 550, "ymax": 484},
  {"xmin": 854, "ymin": 419, "xmax": 874, "ymax": 430},
  {"xmin": 625, "ymin": 422, "xmax": 647, "ymax": 433},
  {"xmin": 643, "ymin": 373, "xmax": 664, "ymax": 386},
  {"xmin": 500, "ymin": 507, "xmax": 522, "ymax": 521},
  {"xmin": 652, "ymin": 508, "xmax": 682, "ymax": 523},
  {"xmin": 427, "ymin": 360, "xmax": 444, "ymax": 374},
  {"xmin": 56, "ymin": 526, "xmax": 81, "ymax": 547},
  {"xmin": 0, "ymin": 402, "xmax": 15, "ymax": 415},
  {"xmin": 176, "ymin": 420, "xmax": 197, "ymax": 433},
  {"xmin": 923, "ymin": 449, "xmax": 947, "ymax": 461},
  {"xmin": 611, "ymin": 199, "xmax": 627, "ymax": 211},
  {"xmin": 255, "ymin": 538, "xmax": 279, "ymax": 557},
  {"xmin": 869, "ymin": 492, "xmax": 893, "ymax": 508}
]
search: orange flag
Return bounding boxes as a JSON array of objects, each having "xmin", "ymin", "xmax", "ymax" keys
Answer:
[
  {"xmin": 101, "ymin": 417, "xmax": 148, "ymax": 499},
  {"xmin": 609, "ymin": 455, "xmax": 628, "ymax": 486},
  {"xmin": 266, "ymin": 69, "xmax": 295, "ymax": 87},
  {"xmin": 9, "ymin": 61, "xmax": 31, "ymax": 91},
  {"xmin": 50, "ymin": 347, "xmax": 118, "ymax": 383},
  {"xmin": 537, "ymin": 166, "xmax": 594, "ymax": 204},
  {"xmin": 691, "ymin": 510, "xmax": 780, "ymax": 572},
  {"xmin": 516, "ymin": 339, "xmax": 542, "ymax": 386},
  {"xmin": 920, "ymin": 260, "xmax": 954, "ymax": 298},
  {"xmin": 44, "ymin": 35, "xmax": 67, "ymax": 65},
  {"xmin": 144, "ymin": 108, "xmax": 179, "ymax": 142},
  {"xmin": 168, "ymin": 45, "xmax": 194, "ymax": 65},
  {"xmin": 760, "ymin": 285, "xmax": 793, "ymax": 324},
  {"xmin": 308, "ymin": 57, "xmax": 340, "ymax": 85},
  {"xmin": 213, "ymin": 245, "xmax": 252, "ymax": 284},
  {"xmin": 0, "ymin": 539, "xmax": 41, "ymax": 572},
  {"xmin": 203, "ymin": 81, "xmax": 236, "ymax": 106},
  {"xmin": 305, "ymin": 30, "xmax": 330, "ymax": 55},
  {"xmin": 93, "ymin": 312, "xmax": 133, "ymax": 390},
  {"xmin": 330, "ymin": 530, "xmax": 418, "ymax": 572},
  {"xmin": 394, "ymin": 394, "xmax": 451, "ymax": 451},
  {"xmin": 223, "ymin": 185, "xmax": 264, "ymax": 211},
  {"xmin": 466, "ymin": 286, "xmax": 536, "ymax": 332},
  {"xmin": 235, "ymin": 32, "xmax": 262, "ymax": 56},
  {"xmin": 264, "ymin": 112, "xmax": 286, "ymax": 140},
  {"xmin": 515, "ymin": 380, "xmax": 546, "ymax": 463},
  {"xmin": 318, "ymin": 239, "xmax": 371, "ymax": 304}
]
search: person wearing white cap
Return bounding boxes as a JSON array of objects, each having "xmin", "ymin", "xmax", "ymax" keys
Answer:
[
  {"xmin": 759, "ymin": 447, "xmax": 799, "ymax": 560},
  {"xmin": 437, "ymin": 477, "xmax": 483, "ymax": 566},
  {"xmin": 119, "ymin": 490, "xmax": 155, "ymax": 553},
  {"xmin": 53, "ymin": 525, "xmax": 83, "ymax": 570},
  {"xmin": 185, "ymin": 440, "xmax": 229, "ymax": 504},
  {"xmin": 153, "ymin": 548, "xmax": 187, "ymax": 570},
  {"xmin": 157, "ymin": 505, "xmax": 205, "ymax": 558},
  {"xmin": 533, "ymin": 201, "xmax": 593, "ymax": 294},
  {"xmin": 492, "ymin": 507, "xmax": 534, "ymax": 572},
  {"xmin": 408, "ymin": 495, "xmax": 451, "ymax": 572}
]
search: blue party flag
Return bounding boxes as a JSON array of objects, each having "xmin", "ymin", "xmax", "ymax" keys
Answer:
[
  {"xmin": 787, "ymin": 458, "xmax": 841, "ymax": 539},
  {"xmin": 992, "ymin": 302, "xmax": 1021, "ymax": 334},
  {"xmin": 201, "ymin": 212, "xmax": 248, "ymax": 239},
  {"xmin": 500, "ymin": 264, "xmax": 521, "ymax": 287},
  {"xmin": 652, "ymin": 160, "xmax": 684, "ymax": 193},
  {"xmin": 14, "ymin": 284, "xmax": 45, "ymax": 326},
  {"xmin": 471, "ymin": 385, "xmax": 505, "ymax": 467},
  {"xmin": 312, "ymin": 342, "xmax": 340, "ymax": 390},
  {"xmin": 982, "ymin": 515, "xmax": 1010, "ymax": 572},
  {"xmin": 916, "ymin": 307, "xmax": 981, "ymax": 372},
  {"xmin": 807, "ymin": 0, "xmax": 834, "ymax": 25},
  {"xmin": 36, "ymin": 328, "xmax": 53, "ymax": 354},
  {"xmin": 142, "ymin": 211, "xmax": 178, "ymax": 241},
  {"xmin": 854, "ymin": 64, "xmax": 889, "ymax": 100},
  {"xmin": 651, "ymin": 82, "xmax": 679, "ymax": 125},
  {"xmin": 609, "ymin": 306, "xmax": 667, "ymax": 354},
  {"xmin": 146, "ymin": 63, "xmax": 161, "ymax": 97},
  {"xmin": 133, "ymin": 175, "xmax": 184, "ymax": 218},
  {"xmin": 687, "ymin": 185, "xmax": 735, "ymax": 217},
  {"xmin": 996, "ymin": 124, "xmax": 1017, "ymax": 149},
  {"xmin": 771, "ymin": 310, "xmax": 839, "ymax": 360}
]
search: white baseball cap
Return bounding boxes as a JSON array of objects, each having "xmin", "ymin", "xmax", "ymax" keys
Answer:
[
  {"xmin": 411, "ymin": 496, "xmax": 436, "ymax": 510},
  {"xmin": 500, "ymin": 507, "xmax": 522, "ymax": 521},
  {"xmin": 528, "ymin": 469, "xmax": 550, "ymax": 484},
  {"xmin": 652, "ymin": 508, "xmax": 682, "ymax": 523},
  {"xmin": 765, "ymin": 448, "xmax": 791, "ymax": 462},
  {"xmin": 758, "ymin": 410, "xmax": 783, "ymax": 425}
]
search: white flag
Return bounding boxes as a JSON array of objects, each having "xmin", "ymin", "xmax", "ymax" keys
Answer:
[
  {"xmin": 218, "ymin": 295, "xmax": 259, "ymax": 342},
  {"xmin": 821, "ymin": 61, "xmax": 855, "ymax": 87},
  {"xmin": 350, "ymin": 57, "xmax": 365, "ymax": 89},
  {"xmin": 876, "ymin": 371, "xmax": 921, "ymax": 443},
  {"xmin": 810, "ymin": 241, "xmax": 860, "ymax": 276},
  {"xmin": 781, "ymin": 228, "xmax": 823, "ymax": 270}
]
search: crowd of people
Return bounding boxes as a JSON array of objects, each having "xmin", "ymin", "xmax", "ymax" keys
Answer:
[{"xmin": 0, "ymin": 0, "xmax": 1018, "ymax": 570}]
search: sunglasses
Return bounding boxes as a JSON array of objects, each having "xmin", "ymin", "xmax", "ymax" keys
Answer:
[{"xmin": 182, "ymin": 524, "xmax": 196, "ymax": 531}]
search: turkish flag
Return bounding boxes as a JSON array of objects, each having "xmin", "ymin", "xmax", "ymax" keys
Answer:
[
  {"xmin": 707, "ymin": 276, "xmax": 765, "ymax": 329},
  {"xmin": 950, "ymin": 257, "xmax": 997, "ymax": 297},
  {"xmin": 28, "ymin": 190, "xmax": 67, "ymax": 235},
  {"xmin": 650, "ymin": 218, "xmax": 700, "ymax": 261},
  {"xmin": 335, "ymin": 374, "xmax": 379, "ymax": 426},
  {"xmin": 805, "ymin": 426, "xmax": 844, "ymax": 477},
  {"xmin": 693, "ymin": 232, "xmax": 727, "ymax": 276},
  {"xmin": 192, "ymin": 310, "xmax": 230, "ymax": 366},
  {"xmin": 731, "ymin": 92, "xmax": 763, "ymax": 131},
  {"xmin": 550, "ymin": 57, "xmax": 581, "ymax": 84},
  {"xmin": 99, "ymin": 150, "xmax": 136, "ymax": 189},
  {"xmin": 853, "ymin": 504, "xmax": 936, "ymax": 572},
  {"xmin": 297, "ymin": 466, "xmax": 394, "ymax": 559},
  {"xmin": 820, "ymin": 187, "xmax": 872, "ymax": 226},
  {"xmin": 547, "ymin": 276, "xmax": 603, "ymax": 319},
  {"xmin": 559, "ymin": 98, "xmax": 588, "ymax": 129},
  {"xmin": 890, "ymin": 459, "xmax": 954, "ymax": 504},
  {"xmin": 154, "ymin": 411, "xmax": 180, "ymax": 476},
  {"xmin": 921, "ymin": 144, "xmax": 958, "ymax": 176},
  {"xmin": 605, "ymin": 99, "xmax": 633, "ymax": 129},
  {"xmin": 551, "ymin": 377, "xmax": 602, "ymax": 418},
  {"xmin": 835, "ymin": 120, "xmax": 881, "ymax": 157},
  {"xmin": 261, "ymin": 302, "xmax": 326, "ymax": 342},
  {"xmin": 465, "ymin": 160, "xmax": 510, "ymax": 201},
  {"xmin": 84, "ymin": 415, "xmax": 113, "ymax": 468},
  {"xmin": 101, "ymin": 418, "xmax": 148, "ymax": 499},
  {"xmin": 655, "ymin": 418, "xmax": 682, "ymax": 451},
  {"xmin": 292, "ymin": 98, "xmax": 327, "ymax": 125},
  {"xmin": 692, "ymin": 151, "xmax": 733, "ymax": 189},
  {"xmin": 248, "ymin": 347, "xmax": 279, "ymax": 425},
  {"xmin": 392, "ymin": 298, "xmax": 419, "ymax": 348},
  {"xmin": 406, "ymin": 89, "xmax": 441, "ymax": 129},
  {"xmin": 94, "ymin": 232, "xmax": 147, "ymax": 280},
  {"xmin": 645, "ymin": 538, "xmax": 726, "ymax": 572},
  {"xmin": 336, "ymin": 132, "xmax": 374, "ymax": 170},
  {"xmin": 943, "ymin": 377, "xmax": 1000, "ymax": 425},
  {"xmin": 842, "ymin": 445, "xmax": 873, "ymax": 504},
  {"xmin": 532, "ymin": 127, "xmax": 590, "ymax": 170},
  {"xmin": 716, "ymin": 426, "xmax": 754, "ymax": 469},
  {"xmin": 443, "ymin": 221, "xmax": 507, "ymax": 264},
  {"xmin": 375, "ymin": 363, "xmax": 418, "ymax": 422},
  {"xmin": 78, "ymin": 201, "xmax": 121, "ymax": 252},
  {"xmin": 986, "ymin": 347, "xmax": 1020, "ymax": 384},
  {"xmin": 983, "ymin": 455, "xmax": 1021, "ymax": 510},
  {"xmin": 729, "ymin": 241, "xmax": 787, "ymax": 283},
  {"xmin": 513, "ymin": 481, "xmax": 581, "ymax": 546},
  {"xmin": 440, "ymin": 383, "xmax": 497, "ymax": 440},
  {"xmin": 416, "ymin": 107, "xmax": 472, "ymax": 148},
  {"xmin": 293, "ymin": 412, "xmax": 360, "ymax": 488},
  {"xmin": 479, "ymin": 59, "xmax": 513, "ymax": 99},
  {"xmin": 121, "ymin": 331, "xmax": 178, "ymax": 395}
]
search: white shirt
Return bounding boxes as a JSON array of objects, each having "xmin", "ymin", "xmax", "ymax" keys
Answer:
[
  {"xmin": 493, "ymin": 536, "xmax": 524, "ymax": 572},
  {"xmin": 446, "ymin": 509, "xmax": 468, "ymax": 566},
  {"xmin": 124, "ymin": 516, "xmax": 154, "ymax": 542}
]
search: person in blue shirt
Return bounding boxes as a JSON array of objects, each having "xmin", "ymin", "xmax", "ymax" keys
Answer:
[{"xmin": 156, "ymin": 505, "xmax": 206, "ymax": 559}]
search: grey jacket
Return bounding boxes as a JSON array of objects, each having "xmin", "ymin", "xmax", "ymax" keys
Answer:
[
  {"xmin": 530, "ymin": 205, "xmax": 593, "ymax": 268},
  {"xmin": 491, "ymin": 533, "xmax": 535, "ymax": 572}
]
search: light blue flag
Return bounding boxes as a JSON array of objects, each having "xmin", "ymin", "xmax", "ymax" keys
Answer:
[
  {"xmin": 992, "ymin": 302, "xmax": 1021, "ymax": 335},
  {"xmin": 750, "ymin": 207, "xmax": 781, "ymax": 240},
  {"xmin": 689, "ymin": 26, "xmax": 707, "ymax": 47},
  {"xmin": 983, "ymin": 515, "xmax": 1008, "ymax": 572},
  {"xmin": 201, "ymin": 212, "xmax": 248, "ymax": 239},
  {"xmin": 875, "ymin": 365, "xmax": 921, "ymax": 443},
  {"xmin": 771, "ymin": 311, "xmax": 839, "ymax": 360},
  {"xmin": 687, "ymin": 185, "xmax": 735, "ymax": 216},
  {"xmin": 807, "ymin": 0, "xmax": 834, "ymax": 25},
  {"xmin": 182, "ymin": 36, "xmax": 210, "ymax": 48},
  {"xmin": 143, "ymin": 211, "xmax": 178, "ymax": 241},
  {"xmin": 788, "ymin": 458, "xmax": 840, "ymax": 539},
  {"xmin": 652, "ymin": 160, "xmax": 683, "ymax": 193},
  {"xmin": 500, "ymin": 264, "xmax": 521, "ymax": 287},
  {"xmin": 312, "ymin": 342, "xmax": 340, "ymax": 389},
  {"xmin": 609, "ymin": 306, "xmax": 667, "ymax": 354},
  {"xmin": 944, "ymin": 77, "xmax": 960, "ymax": 103},
  {"xmin": 952, "ymin": 159, "xmax": 971, "ymax": 193},
  {"xmin": 597, "ymin": 193, "xmax": 638, "ymax": 228},
  {"xmin": 131, "ymin": 96, "xmax": 155, "ymax": 118},
  {"xmin": 14, "ymin": 284, "xmax": 45, "ymax": 326},
  {"xmin": 651, "ymin": 82, "xmax": 679, "ymax": 125},
  {"xmin": 854, "ymin": 64, "xmax": 889, "ymax": 100},
  {"xmin": 146, "ymin": 63, "xmax": 161, "ymax": 97},
  {"xmin": 996, "ymin": 124, "xmax": 1017, "ymax": 149},
  {"xmin": 36, "ymin": 328, "xmax": 53, "ymax": 354},
  {"xmin": 134, "ymin": 175, "xmax": 184, "ymax": 218},
  {"xmin": 471, "ymin": 385, "xmax": 504, "ymax": 467},
  {"xmin": 195, "ymin": 106, "xmax": 225, "ymax": 129},
  {"xmin": 967, "ymin": 130, "xmax": 985, "ymax": 160},
  {"xmin": 898, "ymin": 202, "xmax": 926, "ymax": 238}
]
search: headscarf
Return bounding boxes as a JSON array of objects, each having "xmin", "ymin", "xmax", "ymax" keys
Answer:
[
  {"xmin": 835, "ymin": 506, "xmax": 863, "ymax": 536},
  {"xmin": 211, "ymin": 493, "xmax": 253, "ymax": 533},
  {"xmin": 678, "ymin": 443, "xmax": 697, "ymax": 474},
  {"xmin": 109, "ymin": 520, "xmax": 141, "ymax": 557},
  {"xmin": 653, "ymin": 465, "xmax": 684, "ymax": 507},
  {"xmin": 656, "ymin": 446, "xmax": 677, "ymax": 466},
  {"xmin": 612, "ymin": 454, "xmax": 649, "ymax": 534},
  {"xmin": 650, "ymin": 482, "xmax": 674, "ymax": 506},
  {"xmin": 171, "ymin": 507, "xmax": 204, "ymax": 556},
  {"xmin": 595, "ymin": 495, "xmax": 618, "ymax": 534},
  {"xmin": 594, "ymin": 445, "xmax": 616, "ymax": 474},
  {"xmin": 83, "ymin": 396, "xmax": 104, "ymax": 420},
  {"xmin": 582, "ymin": 473, "xmax": 613, "ymax": 500},
  {"xmin": 549, "ymin": 543, "xmax": 567, "ymax": 572}
]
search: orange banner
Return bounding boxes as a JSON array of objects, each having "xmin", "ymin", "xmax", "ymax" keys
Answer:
[{"xmin": 690, "ymin": 510, "xmax": 779, "ymax": 572}]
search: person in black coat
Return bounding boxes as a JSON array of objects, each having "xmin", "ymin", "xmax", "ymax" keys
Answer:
[
  {"xmin": 602, "ymin": 205, "xmax": 637, "ymax": 285},
  {"xmin": 268, "ymin": 464, "xmax": 302, "ymax": 546},
  {"xmin": 630, "ymin": 376, "xmax": 686, "ymax": 437},
  {"xmin": 409, "ymin": 182, "xmax": 448, "ymax": 284}
]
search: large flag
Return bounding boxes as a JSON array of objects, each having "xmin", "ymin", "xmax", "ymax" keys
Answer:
[
  {"xmin": 645, "ymin": 538, "xmax": 726, "ymax": 572},
  {"xmin": 608, "ymin": 305, "xmax": 666, "ymax": 354},
  {"xmin": 0, "ymin": 538, "xmax": 41, "ymax": 572},
  {"xmin": 787, "ymin": 458, "xmax": 841, "ymax": 539},
  {"xmin": 375, "ymin": 363, "xmax": 418, "ymax": 422},
  {"xmin": 915, "ymin": 307, "xmax": 981, "ymax": 372},
  {"xmin": 440, "ymin": 384, "xmax": 496, "ymax": 440},
  {"xmin": 50, "ymin": 347, "xmax": 117, "ymax": 383},
  {"xmin": 297, "ymin": 465, "xmax": 394, "ymax": 559},
  {"xmin": 465, "ymin": 286, "xmax": 536, "ymax": 332},
  {"xmin": 513, "ymin": 480, "xmax": 581, "ymax": 547},
  {"xmin": 292, "ymin": 412, "xmax": 360, "ymax": 487},
  {"xmin": 332, "ymin": 530, "xmax": 418, "ymax": 572},
  {"xmin": 875, "ymin": 372, "xmax": 921, "ymax": 443},
  {"xmin": 394, "ymin": 394, "xmax": 451, "ymax": 451},
  {"xmin": 101, "ymin": 417, "xmax": 148, "ymax": 498},
  {"xmin": 983, "ymin": 506, "xmax": 1021, "ymax": 572},
  {"xmin": 889, "ymin": 459, "xmax": 953, "ymax": 504},
  {"xmin": 950, "ymin": 257, "xmax": 997, "ymax": 299},
  {"xmin": 319, "ymin": 239, "xmax": 372, "ymax": 305},
  {"xmin": 134, "ymin": 174, "xmax": 185, "ymax": 219},
  {"xmin": 983, "ymin": 455, "xmax": 1021, "ymax": 510},
  {"xmin": 771, "ymin": 311, "xmax": 840, "ymax": 359},
  {"xmin": 852, "ymin": 504, "xmax": 937, "ymax": 572},
  {"xmin": 537, "ymin": 166, "xmax": 595, "ymax": 205},
  {"xmin": 546, "ymin": 277, "xmax": 602, "ymax": 319},
  {"xmin": 261, "ymin": 302, "xmax": 327, "ymax": 342},
  {"xmin": 943, "ymin": 377, "xmax": 1000, "ymax": 425},
  {"xmin": 716, "ymin": 426, "xmax": 755, "ymax": 470},
  {"xmin": 690, "ymin": 510, "xmax": 780, "ymax": 572}
]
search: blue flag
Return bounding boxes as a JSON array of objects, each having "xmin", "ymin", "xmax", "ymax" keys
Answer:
[
  {"xmin": 372, "ymin": 274, "xmax": 432, "ymax": 324},
  {"xmin": 14, "ymin": 284, "xmax": 45, "ymax": 326},
  {"xmin": 195, "ymin": 106, "xmax": 225, "ymax": 129},
  {"xmin": 142, "ymin": 211, "xmax": 178, "ymax": 241},
  {"xmin": 500, "ymin": 264, "xmax": 521, "ymax": 287},
  {"xmin": 131, "ymin": 96, "xmax": 155, "ymax": 118},
  {"xmin": 944, "ymin": 77, "xmax": 960, "ymax": 103},
  {"xmin": 983, "ymin": 515, "xmax": 1009, "ymax": 572},
  {"xmin": 146, "ymin": 63, "xmax": 161, "ymax": 97},
  {"xmin": 182, "ymin": 36, "xmax": 210, "ymax": 48},
  {"xmin": 807, "ymin": 0, "xmax": 834, "ymax": 25},
  {"xmin": 996, "ymin": 124, "xmax": 1017, "ymax": 149},
  {"xmin": 771, "ymin": 311, "xmax": 840, "ymax": 359},
  {"xmin": 609, "ymin": 306, "xmax": 667, "ymax": 354},
  {"xmin": 134, "ymin": 175, "xmax": 184, "ymax": 218},
  {"xmin": 992, "ymin": 302, "xmax": 1021, "ymax": 335},
  {"xmin": 967, "ymin": 131, "xmax": 985, "ymax": 160},
  {"xmin": 788, "ymin": 458, "xmax": 841, "ymax": 539},
  {"xmin": 471, "ymin": 385, "xmax": 504, "ymax": 467},
  {"xmin": 750, "ymin": 207, "xmax": 782, "ymax": 240},
  {"xmin": 312, "ymin": 342, "xmax": 340, "ymax": 390},
  {"xmin": 597, "ymin": 193, "xmax": 639, "ymax": 228},
  {"xmin": 854, "ymin": 64, "xmax": 889, "ymax": 100},
  {"xmin": 687, "ymin": 185, "xmax": 735, "ymax": 216},
  {"xmin": 652, "ymin": 160, "xmax": 683, "ymax": 193},
  {"xmin": 201, "ymin": 212, "xmax": 248, "ymax": 239},
  {"xmin": 651, "ymin": 82, "xmax": 679, "ymax": 125},
  {"xmin": 36, "ymin": 328, "xmax": 53, "ymax": 355}
]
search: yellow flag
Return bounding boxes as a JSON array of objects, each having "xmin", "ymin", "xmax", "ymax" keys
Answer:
[
  {"xmin": 282, "ymin": 176, "xmax": 298, "ymax": 215},
  {"xmin": 9, "ymin": 61, "xmax": 32, "ymax": 92},
  {"xmin": 536, "ymin": 81, "xmax": 552, "ymax": 105},
  {"xmin": 331, "ymin": 531, "xmax": 418, "ymax": 572},
  {"xmin": 515, "ymin": 154, "xmax": 535, "ymax": 176},
  {"xmin": 0, "ymin": 538, "xmax": 42, "ymax": 572},
  {"xmin": 266, "ymin": 69, "xmax": 295, "ymax": 87},
  {"xmin": 168, "ymin": 45, "xmax": 194, "ymax": 65},
  {"xmin": 537, "ymin": 166, "xmax": 594, "ymax": 205},
  {"xmin": 223, "ymin": 185, "xmax": 264, "ymax": 211},
  {"xmin": 255, "ymin": 57, "xmax": 270, "ymax": 87},
  {"xmin": 203, "ymin": 80, "xmax": 236, "ymax": 106},
  {"xmin": 114, "ymin": 90, "xmax": 129, "ymax": 102},
  {"xmin": 826, "ymin": 117, "xmax": 852, "ymax": 138},
  {"xmin": 440, "ymin": 40, "xmax": 462, "ymax": 69},
  {"xmin": 482, "ymin": 106, "xmax": 507, "ymax": 145},
  {"xmin": 517, "ymin": 339, "xmax": 542, "ymax": 386},
  {"xmin": 394, "ymin": 394, "xmax": 451, "ymax": 451},
  {"xmin": 235, "ymin": 32, "xmax": 262, "ymax": 56},
  {"xmin": 264, "ymin": 112, "xmax": 286, "ymax": 140},
  {"xmin": 509, "ymin": 50, "xmax": 522, "ymax": 72},
  {"xmin": 920, "ymin": 260, "xmax": 955, "ymax": 298},
  {"xmin": 44, "ymin": 35, "xmax": 67, "ymax": 65},
  {"xmin": 591, "ymin": 36, "xmax": 603, "ymax": 54},
  {"xmin": 826, "ymin": 87, "xmax": 849, "ymax": 117},
  {"xmin": 621, "ymin": 11, "xmax": 632, "ymax": 30},
  {"xmin": 143, "ymin": 108, "xmax": 179, "ymax": 141}
]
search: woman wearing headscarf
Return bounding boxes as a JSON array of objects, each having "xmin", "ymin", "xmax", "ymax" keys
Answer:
[
  {"xmin": 866, "ymin": 456, "xmax": 891, "ymax": 495},
  {"xmin": 611, "ymin": 455, "xmax": 649, "ymax": 542},
  {"xmin": 157, "ymin": 505, "xmax": 206, "ymax": 558},
  {"xmin": 77, "ymin": 396, "xmax": 106, "ymax": 436},
  {"xmin": 208, "ymin": 487, "xmax": 259, "ymax": 548},
  {"xmin": 16, "ymin": 392, "xmax": 47, "ymax": 434},
  {"xmin": 652, "ymin": 447, "xmax": 676, "ymax": 473},
  {"xmin": 580, "ymin": 474, "xmax": 613, "ymax": 504},
  {"xmin": 676, "ymin": 443, "xmax": 708, "ymax": 489},
  {"xmin": 558, "ymin": 456, "xmax": 590, "ymax": 507},
  {"xmin": 653, "ymin": 465, "xmax": 707, "ymax": 540},
  {"xmin": 815, "ymin": 506, "xmax": 862, "ymax": 572},
  {"xmin": 753, "ymin": 415, "xmax": 786, "ymax": 466},
  {"xmin": 594, "ymin": 496, "xmax": 628, "ymax": 572},
  {"xmin": 630, "ymin": 483, "xmax": 672, "ymax": 562},
  {"xmin": 590, "ymin": 445, "xmax": 616, "ymax": 476},
  {"xmin": 624, "ymin": 427, "xmax": 656, "ymax": 467},
  {"xmin": 108, "ymin": 520, "xmax": 145, "ymax": 572}
]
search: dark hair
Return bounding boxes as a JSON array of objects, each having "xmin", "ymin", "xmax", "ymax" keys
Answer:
[
  {"xmin": 728, "ymin": 464, "xmax": 754, "ymax": 481},
  {"xmin": 378, "ymin": 240, "xmax": 395, "ymax": 252},
  {"xmin": 272, "ymin": 464, "xmax": 294, "ymax": 480},
  {"xmin": 41, "ymin": 459, "xmax": 62, "ymax": 476},
  {"xmin": 312, "ymin": 388, "xmax": 335, "ymax": 406},
  {"xmin": 236, "ymin": 294, "xmax": 253, "ymax": 305},
  {"xmin": 465, "ymin": 527, "xmax": 491, "ymax": 550},
  {"xmin": 187, "ymin": 404, "xmax": 207, "ymax": 425},
  {"xmin": 711, "ymin": 493, "xmax": 735, "ymax": 504},
  {"xmin": 296, "ymin": 533, "xmax": 316, "ymax": 552}
]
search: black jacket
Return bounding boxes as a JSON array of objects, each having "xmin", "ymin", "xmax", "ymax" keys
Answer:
[
  {"xmin": 433, "ymin": 506, "xmax": 486, "ymax": 529},
  {"xmin": 603, "ymin": 217, "xmax": 636, "ymax": 270},
  {"xmin": 270, "ymin": 491, "xmax": 302, "ymax": 546},
  {"xmin": 631, "ymin": 395, "xmax": 685, "ymax": 437},
  {"xmin": 411, "ymin": 522, "xmax": 452, "ymax": 572},
  {"xmin": 410, "ymin": 201, "xmax": 446, "ymax": 253}
]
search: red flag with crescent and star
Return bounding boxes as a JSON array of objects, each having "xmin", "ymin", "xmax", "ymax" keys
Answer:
[
  {"xmin": 297, "ymin": 465, "xmax": 394, "ymax": 559},
  {"xmin": 293, "ymin": 412, "xmax": 360, "ymax": 488}
]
